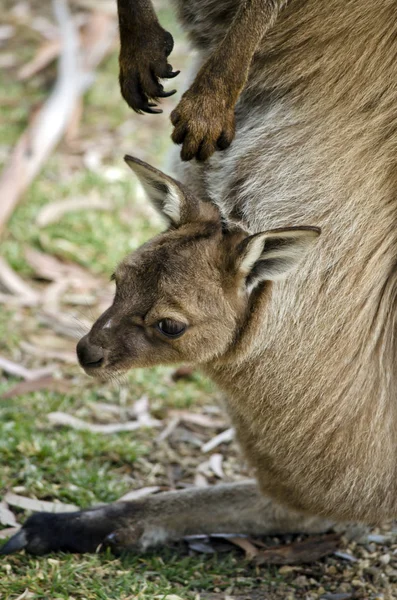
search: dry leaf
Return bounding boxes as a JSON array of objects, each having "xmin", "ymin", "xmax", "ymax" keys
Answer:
[
  {"xmin": 156, "ymin": 416, "xmax": 180, "ymax": 443},
  {"xmin": 132, "ymin": 396, "xmax": 161, "ymax": 427},
  {"xmin": 4, "ymin": 492, "xmax": 78, "ymax": 513},
  {"xmin": 169, "ymin": 410, "xmax": 226, "ymax": 429},
  {"xmin": 228, "ymin": 536, "xmax": 259, "ymax": 559},
  {"xmin": 87, "ymin": 401, "xmax": 124, "ymax": 423},
  {"xmin": 0, "ymin": 292, "xmax": 37, "ymax": 308},
  {"xmin": 202, "ymin": 428, "xmax": 235, "ymax": 453},
  {"xmin": 209, "ymin": 453, "xmax": 224, "ymax": 478},
  {"xmin": 41, "ymin": 280, "xmax": 70, "ymax": 312},
  {"xmin": 36, "ymin": 196, "xmax": 112, "ymax": 227},
  {"xmin": 65, "ymin": 97, "xmax": 84, "ymax": 143},
  {"xmin": 0, "ymin": 502, "xmax": 18, "ymax": 527},
  {"xmin": 0, "ymin": 355, "xmax": 55, "ymax": 381},
  {"xmin": 14, "ymin": 590, "xmax": 35, "ymax": 600},
  {"xmin": 0, "ymin": 258, "xmax": 39, "ymax": 304},
  {"xmin": 17, "ymin": 38, "xmax": 61, "ymax": 80},
  {"xmin": 118, "ymin": 486, "xmax": 160, "ymax": 502},
  {"xmin": 24, "ymin": 247, "xmax": 98, "ymax": 288},
  {"xmin": 255, "ymin": 533, "xmax": 341, "ymax": 565},
  {"xmin": 1, "ymin": 376, "xmax": 71, "ymax": 400},
  {"xmin": 154, "ymin": 596, "xmax": 185, "ymax": 600},
  {"xmin": 38, "ymin": 310, "xmax": 90, "ymax": 339},
  {"xmin": 0, "ymin": 526, "xmax": 21, "ymax": 540},
  {"xmin": 48, "ymin": 411, "xmax": 161, "ymax": 433},
  {"xmin": 20, "ymin": 341, "xmax": 76, "ymax": 363},
  {"xmin": 194, "ymin": 473, "xmax": 209, "ymax": 488},
  {"xmin": 0, "ymin": 2, "xmax": 116, "ymax": 234}
]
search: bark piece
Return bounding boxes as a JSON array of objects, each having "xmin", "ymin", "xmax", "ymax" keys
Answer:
[
  {"xmin": 4, "ymin": 492, "xmax": 78, "ymax": 513},
  {"xmin": 255, "ymin": 533, "xmax": 341, "ymax": 565},
  {"xmin": 1, "ymin": 376, "xmax": 71, "ymax": 400}
]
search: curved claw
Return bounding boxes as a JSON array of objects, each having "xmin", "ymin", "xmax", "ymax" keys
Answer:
[
  {"xmin": 0, "ymin": 529, "xmax": 27, "ymax": 555},
  {"xmin": 157, "ymin": 88, "xmax": 177, "ymax": 99},
  {"xmin": 142, "ymin": 106, "xmax": 163, "ymax": 114},
  {"xmin": 166, "ymin": 69, "xmax": 180, "ymax": 79}
]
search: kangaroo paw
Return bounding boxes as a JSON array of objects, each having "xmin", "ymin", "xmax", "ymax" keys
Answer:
[{"xmin": 119, "ymin": 26, "xmax": 180, "ymax": 114}]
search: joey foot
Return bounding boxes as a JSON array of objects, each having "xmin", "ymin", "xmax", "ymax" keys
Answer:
[
  {"xmin": 119, "ymin": 21, "xmax": 180, "ymax": 114},
  {"xmin": 171, "ymin": 74, "xmax": 237, "ymax": 162},
  {"xmin": 0, "ymin": 503, "xmax": 144, "ymax": 556}
]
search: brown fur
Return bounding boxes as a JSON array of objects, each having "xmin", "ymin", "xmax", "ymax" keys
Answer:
[
  {"xmin": 117, "ymin": 0, "xmax": 286, "ymax": 159},
  {"xmin": 3, "ymin": 0, "xmax": 397, "ymax": 558}
]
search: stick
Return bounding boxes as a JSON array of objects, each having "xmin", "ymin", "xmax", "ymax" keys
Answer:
[{"xmin": 0, "ymin": 0, "xmax": 116, "ymax": 234}]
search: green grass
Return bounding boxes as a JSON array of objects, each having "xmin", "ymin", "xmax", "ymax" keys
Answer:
[
  {"xmin": 1, "ymin": 550, "xmax": 264, "ymax": 600},
  {"xmin": 0, "ymin": 4, "xmax": 281, "ymax": 599}
]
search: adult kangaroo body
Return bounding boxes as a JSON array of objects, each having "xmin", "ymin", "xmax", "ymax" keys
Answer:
[
  {"xmin": 2, "ymin": 0, "xmax": 397, "ymax": 557},
  {"xmin": 175, "ymin": 0, "xmax": 397, "ymax": 521}
]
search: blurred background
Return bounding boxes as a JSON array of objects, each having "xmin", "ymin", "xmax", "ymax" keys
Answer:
[{"xmin": 1, "ymin": 2, "xmax": 397, "ymax": 599}]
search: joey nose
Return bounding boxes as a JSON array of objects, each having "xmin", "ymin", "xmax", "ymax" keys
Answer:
[{"xmin": 76, "ymin": 335, "xmax": 104, "ymax": 369}]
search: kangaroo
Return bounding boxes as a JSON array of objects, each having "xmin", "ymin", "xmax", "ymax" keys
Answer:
[
  {"xmin": 3, "ymin": 0, "xmax": 397, "ymax": 556},
  {"xmin": 1, "ymin": 157, "xmax": 328, "ymax": 555},
  {"xmin": 117, "ymin": 0, "xmax": 289, "ymax": 161}
]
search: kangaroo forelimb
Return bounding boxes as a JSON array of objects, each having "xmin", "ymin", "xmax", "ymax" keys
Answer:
[
  {"xmin": 171, "ymin": 0, "xmax": 289, "ymax": 161},
  {"xmin": 117, "ymin": 0, "xmax": 180, "ymax": 114}
]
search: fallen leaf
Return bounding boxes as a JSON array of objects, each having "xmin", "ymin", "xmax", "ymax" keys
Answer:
[
  {"xmin": 14, "ymin": 590, "xmax": 35, "ymax": 600},
  {"xmin": 36, "ymin": 196, "xmax": 112, "ymax": 227},
  {"xmin": 87, "ymin": 401, "xmax": 124, "ymax": 423},
  {"xmin": 0, "ymin": 501, "xmax": 18, "ymax": 527},
  {"xmin": 209, "ymin": 453, "xmax": 224, "ymax": 478},
  {"xmin": 17, "ymin": 38, "xmax": 61, "ymax": 80},
  {"xmin": 1, "ymin": 376, "xmax": 71, "ymax": 400},
  {"xmin": 118, "ymin": 486, "xmax": 160, "ymax": 502},
  {"xmin": 154, "ymin": 596, "xmax": 185, "ymax": 600},
  {"xmin": 194, "ymin": 473, "xmax": 209, "ymax": 488},
  {"xmin": 38, "ymin": 310, "xmax": 90, "ymax": 339},
  {"xmin": 202, "ymin": 428, "xmax": 235, "ymax": 453},
  {"xmin": 255, "ymin": 533, "xmax": 341, "ymax": 565},
  {"xmin": 41, "ymin": 280, "xmax": 70, "ymax": 312},
  {"xmin": 0, "ymin": 24, "xmax": 15, "ymax": 41},
  {"xmin": 169, "ymin": 410, "xmax": 227, "ymax": 429},
  {"xmin": 4, "ymin": 492, "xmax": 78, "ymax": 513},
  {"xmin": 24, "ymin": 247, "xmax": 98, "ymax": 288},
  {"xmin": 0, "ymin": 292, "xmax": 37, "ymax": 308},
  {"xmin": 20, "ymin": 341, "xmax": 76, "ymax": 363},
  {"xmin": 47, "ymin": 411, "xmax": 161, "ymax": 433},
  {"xmin": 132, "ymin": 395, "xmax": 161, "ymax": 427},
  {"xmin": 321, "ymin": 594, "xmax": 353, "ymax": 600},
  {"xmin": 0, "ymin": 257, "xmax": 39, "ymax": 304},
  {"xmin": 228, "ymin": 536, "xmax": 259, "ymax": 559},
  {"xmin": 333, "ymin": 550, "xmax": 358, "ymax": 563},
  {"xmin": 0, "ymin": 355, "xmax": 55, "ymax": 381},
  {"xmin": 156, "ymin": 416, "xmax": 180, "ymax": 443},
  {"xmin": 0, "ymin": 526, "xmax": 21, "ymax": 540},
  {"xmin": 186, "ymin": 539, "xmax": 216, "ymax": 554},
  {"xmin": 0, "ymin": 2, "xmax": 116, "ymax": 235}
]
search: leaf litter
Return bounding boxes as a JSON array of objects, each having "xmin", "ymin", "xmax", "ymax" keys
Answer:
[{"xmin": 1, "ymin": 2, "xmax": 397, "ymax": 598}]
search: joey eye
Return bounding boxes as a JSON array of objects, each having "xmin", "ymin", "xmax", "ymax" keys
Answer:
[{"xmin": 156, "ymin": 319, "xmax": 187, "ymax": 338}]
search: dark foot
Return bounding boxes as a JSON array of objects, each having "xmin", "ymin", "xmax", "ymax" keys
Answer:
[
  {"xmin": 119, "ymin": 24, "xmax": 180, "ymax": 114},
  {"xmin": 0, "ymin": 503, "xmax": 141, "ymax": 555}
]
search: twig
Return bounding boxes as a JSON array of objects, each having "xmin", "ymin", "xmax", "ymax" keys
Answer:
[
  {"xmin": 201, "ymin": 427, "xmax": 235, "ymax": 453},
  {"xmin": 0, "ymin": 257, "xmax": 39, "ymax": 304},
  {"xmin": 0, "ymin": 355, "xmax": 55, "ymax": 381},
  {"xmin": 0, "ymin": 0, "xmax": 116, "ymax": 234}
]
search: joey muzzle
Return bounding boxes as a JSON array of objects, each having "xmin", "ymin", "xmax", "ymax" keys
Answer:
[{"xmin": 76, "ymin": 335, "xmax": 105, "ymax": 371}]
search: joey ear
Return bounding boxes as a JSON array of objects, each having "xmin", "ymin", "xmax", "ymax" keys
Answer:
[
  {"xmin": 237, "ymin": 226, "xmax": 321, "ymax": 290},
  {"xmin": 124, "ymin": 155, "xmax": 198, "ymax": 226}
]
